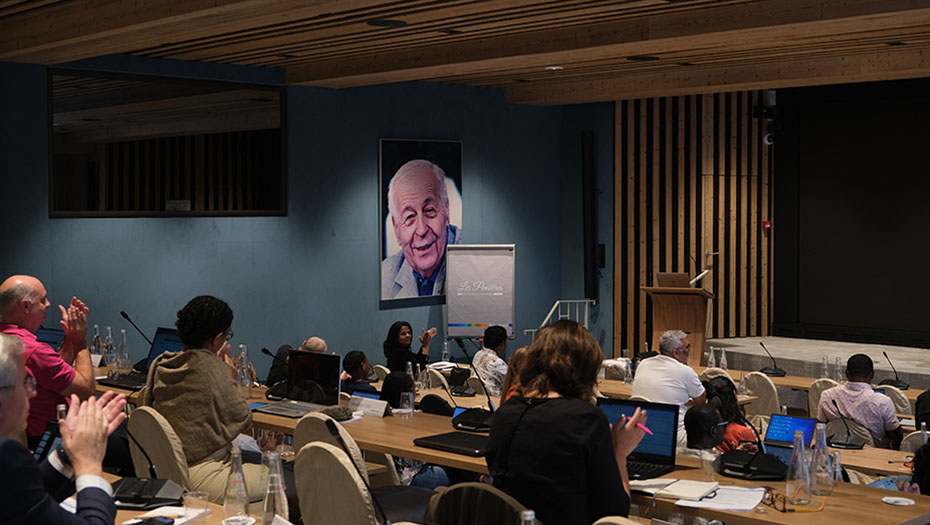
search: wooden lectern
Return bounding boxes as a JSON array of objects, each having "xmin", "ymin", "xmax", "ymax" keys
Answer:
[{"xmin": 641, "ymin": 286, "xmax": 713, "ymax": 367}]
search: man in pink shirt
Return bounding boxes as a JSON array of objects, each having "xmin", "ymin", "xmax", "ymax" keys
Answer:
[
  {"xmin": 818, "ymin": 353, "xmax": 903, "ymax": 449},
  {"xmin": 0, "ymin": 275, "xmax": 95, "ymax": 444}
]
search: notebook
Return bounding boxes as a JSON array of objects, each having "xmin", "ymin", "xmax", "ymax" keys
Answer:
[
  {"xmin": 36, "ymin": 327, "xmax": 65, "ymax": 350},
  {"xmin": 413, "ymin": 431, "xmax": 489, "ymax": 457},
  {"xmin": 597, "ymin": 397, "xmax": 679, "ymax": 480},
  {"xmin": 630, "ymin": 479, "xmax": 719, "ymax": 501},
  {"xmin": 97, "ymin": 328, "xmax": 184, "ymax": 391},
  {"xmin": 762, "ymin": 413, "xmax": 817, "ymax": 467}
]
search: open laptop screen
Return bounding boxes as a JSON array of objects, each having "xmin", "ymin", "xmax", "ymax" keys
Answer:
[
  {"xmin": 286, "ymin": 351, "xmax": 341, "ymax": 406},
  {"xmin": 36, "ymin": 327, "xmax": 65, "ymax": 350},
  {"xmin": 145, "ymin": 328, "xmax": 184, "ymax": 371},
  {"xmin": 764, "ymin": 414, "xmax": 817, "ymax": 446},
  {"xmin": 597, "ymin": 398, "xmax": 679, "ymax": 459}
]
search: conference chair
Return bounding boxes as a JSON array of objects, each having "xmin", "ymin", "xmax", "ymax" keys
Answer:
[
  {"xmin": 743, "ymin": 372, "xmax": 780, "ymax": 420},
  {"xmin": 428, "ymin": 368, "xmax": 451, "ymax": 391},
  {"xmin": 373, "ymin": 365, "xmax": 390, "ymax": 381},
  {"xmin": 881, "ymin": 385, "xmax": 912, "ymax": 416},
  {"xmin": 340, "ymin": 391, "xmax": 352, "ymax": 403},
  {"xmin": 808, "ymin": 378, "xmax": 839, "ymax": 417},
  {"xmin": 294, "ymin": 412, "xmax": 400, "ymax": 487},
  {"xmin": 467, "ymin": 376, "xmax": 489, "ymax": 397},
  {"xmin": 825, "ymin": 418, "xmax": 874, "ymax": 447},
  {"xmin": 423, "ymin": 482, "xmax": 539, "ymax": 525},
  {"xmin": 593, "ymin": 517, "xmax": 641, "ymax": 525},
  {"xmin": 628, "ymin": 395, "xmax": 652, "ymax": 402},
  {"xmin": 900, "ymin": 430, "xmax": 928, "ymax": 453},
  {"xmin": 294, "ymin": 442, "xmax": 423, "ymax": 525},
  {"xmin": 700, "ymin": 367, "xmax": 737, "ymax": 389},
  {"xmin": 127, "ymin": 406, "xmax": 192, "ymax": 491}
]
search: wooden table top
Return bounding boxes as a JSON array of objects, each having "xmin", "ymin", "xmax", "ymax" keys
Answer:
[
  {"xmin": 597, "ymin": 378, "xmax": 757, "ymax": 405},
  {"xmin": 637, "ymin": 463, "xmax": 930, "ymax": 525}
]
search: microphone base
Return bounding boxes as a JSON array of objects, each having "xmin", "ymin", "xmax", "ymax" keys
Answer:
[
  {"xmin": 452, "ymin": 408, "xmax": 494, "ymax": 433},
  {"xmin": 759, "ymin": 367, "xmax": 787, "ymax": 377},
  {"xmin": 879, "ymin": 379, "xmax": 910, "ymax": 390},
  {"xmin": 828, "ymin": 435, "xmax": 865, "ymax": 450},
  {"xmin": 717, "ymin": 450, "xmax": 788, "ymax": 481}
]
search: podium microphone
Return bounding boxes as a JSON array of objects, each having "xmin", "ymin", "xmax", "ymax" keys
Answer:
[
  {"xmin": 758, "ymin": 342, "xmax": 787, "ymax": 377},
  {"xmin": 828, "ymin": 399, "xmax": 865, "ymax": 450},
  {"xmin": 878, "ymin": 351, "xmax": 909, "ymax": 390}
]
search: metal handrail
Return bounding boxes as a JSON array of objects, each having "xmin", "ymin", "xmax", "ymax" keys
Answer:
[{"xmin": 523, "ymin": 299, "xmax": 596, "ymax": 338}]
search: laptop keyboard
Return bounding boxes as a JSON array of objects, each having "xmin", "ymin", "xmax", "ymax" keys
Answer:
[
  {"xmin": 627, "ymin": 459, "xmax": 671, "ymax": 480},
  {"xmin": 98, "ymin": 373, "xmax": 147, "ymax": 391}
]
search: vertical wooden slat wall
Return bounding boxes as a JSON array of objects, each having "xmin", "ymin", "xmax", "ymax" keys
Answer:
[{"xmin": 614, "ymin": 91, "xmax": 774, "ymax": 356}]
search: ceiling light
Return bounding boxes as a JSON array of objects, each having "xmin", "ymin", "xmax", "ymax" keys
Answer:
[
  {"xmin": 366, "ymin": 19, "xmax": 407, "ymax": 28},
  {"xmin": 545, "ymin": 66, "xmax": 564, "ymax": 71}
]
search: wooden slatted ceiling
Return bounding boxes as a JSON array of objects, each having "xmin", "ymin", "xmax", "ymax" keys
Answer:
[
  {"xmin": 614, "ymin": 91, "xmax": 773, "ymax": 357},
  {"xmin": 2, "ymin": 1, "xmax": 930, "ymax": 105}
]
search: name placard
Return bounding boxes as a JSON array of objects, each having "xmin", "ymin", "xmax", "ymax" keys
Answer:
[{"xmin": 349, "ymin": 395, "xmax": 389, "ymax": 417}]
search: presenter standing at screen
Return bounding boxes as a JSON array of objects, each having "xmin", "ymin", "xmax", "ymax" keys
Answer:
[{"xmin": 381, "ymin": 160, "xmax": 462, "ymax": 299}]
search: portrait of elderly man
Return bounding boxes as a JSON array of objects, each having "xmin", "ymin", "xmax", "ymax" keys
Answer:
[{"xmin": 381, "ymin": 158, "xmax": 462, "ymax": 300}]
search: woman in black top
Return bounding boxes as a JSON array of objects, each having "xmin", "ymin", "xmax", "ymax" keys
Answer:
[
  {"xmin": 382, "ymin": 321, "xmax": 437, "ymax": 372},
  {"xmin": 485, "ymin": 320, "xmax": 647, "ymax": 525}
]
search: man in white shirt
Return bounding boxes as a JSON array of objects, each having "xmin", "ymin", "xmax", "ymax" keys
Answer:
[
  {"xmin": 631, "ymin": 330, "xmax": 706, "ymax": 447},
  {"xmin": 473, "ymin": 325, "xmax": 508, "ymax": 396}
]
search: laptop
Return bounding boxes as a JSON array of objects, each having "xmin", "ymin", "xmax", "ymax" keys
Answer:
[
  {"xmin": 762, "ymin": 413, "xmax": 817, "ymax": 467},
  {"xmin": 254, "ymin": 351, "xmax": 341, "ymax": 418},
  {"xmin": 36, "ymin": 327, "xmax": 66, "ymax": 350},
  {"xmin": 597, "ymin": 398, "xmax": 679, "ymax": 480},
  {"xmin": 97, "ymin": 328, "xmax": 184, "ymax": 391},
  {"xmin": 414, "ymin": 431, "xmax": 489, "ymax": 457}
]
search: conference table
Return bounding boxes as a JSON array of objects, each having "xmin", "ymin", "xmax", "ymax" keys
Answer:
[{"xmin": 597, "ymin": 378, "xmax": 757, "ymax": 406}]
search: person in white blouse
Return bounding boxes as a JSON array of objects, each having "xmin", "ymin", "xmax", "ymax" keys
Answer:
[{"xmin": 473, "ymin": 325, "xmax": 508, "ymax": 396}]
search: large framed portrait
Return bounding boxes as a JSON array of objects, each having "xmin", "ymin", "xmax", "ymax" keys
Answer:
[{"xmin": 379, "ymin": 138, "xmax": 463, "ymax": 307}]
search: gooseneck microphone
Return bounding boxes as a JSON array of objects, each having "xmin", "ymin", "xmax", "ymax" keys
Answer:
[
  {"xmin": 879, "ymin": 351, "xmax": 909, "ymax": 390},
  {"xmin": 828, "ymin": 399, "xmax": 865, "ymax": 450},
  {"xmin": 758, "ymin": 342, "xmax": 787, "ymax": 377},
  {"xmin": 261, "ymin": 347, "xmax": 288, "ymax": 367},
  {"xmin": 120, "ymin": 311, "xmax": 153, "ymax": 346},
  {"xmin": 456, "ymin": 338, "xmax": 496, "ymax": 412},
  {"xmin": 324, "ymin": 419, "xmax": 391, "ymax": 525}
]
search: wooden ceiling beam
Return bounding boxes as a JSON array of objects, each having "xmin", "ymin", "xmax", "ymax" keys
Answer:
[
  {"xmin": 503, "ymin": 47, "xmax": 930, "ymax": 105},
  {"xmin": 0, "ymin": 0, "xmax": 387, "ymax": 63},
  {"xmin": 286, "ymin": 0, "xmax": 930, "ymax": 87}
]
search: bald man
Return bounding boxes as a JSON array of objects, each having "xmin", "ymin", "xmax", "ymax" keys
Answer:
[{"xmin": 0, "ymin": 275, "xmax": 95, "ymax": 443}]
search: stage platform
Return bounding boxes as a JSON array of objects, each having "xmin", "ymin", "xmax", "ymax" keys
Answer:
[{"xmin": 704, "ymin": 336, "xmax": 930, "ymax": 391}]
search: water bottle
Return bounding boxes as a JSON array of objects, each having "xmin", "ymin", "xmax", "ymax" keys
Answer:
[
  {"xmin": 90, "ymin": 324, "xmax": 102, "ymax": 356},
  {"xmin": 405, "ymin": 361, "xmax": 414, "ymax": 380},
  {"xmin": 103, "ymin": 326, "xmax": 117, "ymax": 367},
  {"xmin": 821, "ymin": 356, "xmax": 829, "ymax": 378},
  {"xmin": 833, "ymin": 451, "xmax": 844, "ymax": 482},
  {"xmin": 224, "ymin": 445, "xmax": 249, "ymax": 518},
  {"xmin": 520, "ymin": 509, "xmax": 536, "ymax": 525},
  {"xmin": 922, "ymin": 421, "xmax": 928, "ymax": 445},
  {"xmin": 707, "ymin": 346, "xmax": 716, "ymax": 368},
  {"xmin": 441, "ymin": 341, "xmax": 451, "ymax": 362},
  {"xmin": 834, "ymin": 356, "xmax": 843, "ymax": 382},
  {"xmin": 719, "ymin": 348, "xmax": 728, "ymax": 370},
  {"xmin": 737, "ymin": 370, "xmax": 748, "ymax": 395},
  {"xmin": 810, "ymin": 422, "xmax": 834, "ymax": 495},
  {"xmin": 237, "ymin": 344, "xmax": 252, "ymax": 399},
  {"xmin": 644, "ymin": 341, "xmax": 649, "ymax": 354},
  {"xmin": 786, "ymin": 429, "xmax": 811, "ymax": 505},
  {"xmin": 117, "ymin": 329, "xmax": 131, "ymax": 370},
  {"xmin": 261, "ymin": 451, "xmax": 288, "ymax": 524},
  {"xmin": 622, "ymin": 360, "xmax": 633, "ymax": 384}
]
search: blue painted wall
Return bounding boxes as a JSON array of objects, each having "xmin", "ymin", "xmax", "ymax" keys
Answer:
[{"xmin": 0, "ymin": 58, "xmax": 614, "ymax": 378}]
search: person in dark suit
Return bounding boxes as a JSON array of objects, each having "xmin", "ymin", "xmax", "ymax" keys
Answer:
[{"xmin": 0, "ymin": 333, "xmax": 127, "ymax": 525}]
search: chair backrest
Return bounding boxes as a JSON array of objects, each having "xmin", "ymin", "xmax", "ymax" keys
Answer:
[
  {"xmin": 373, "ymin": 365, "xmax": 390, "ymax": 381},
  {"xmin": 340, "ymin": 391, "xmax": 352, "ymax": 403},
  {"xmin": 825, "ymin": 418, "xmax": 874, "ymax": 447},
  {"xmin": 296, "ymin": 442, "xmax": 378, "ymax": 525},
  {"xmin": 700, "ymin": 367, "xmax": 735, "ymax": 388},
  {"xmin": 424, "ymin": 482, "xmax": 537, "ymax": 525},
  {"xmin": 900, "ymin": 430, "xmax": 928, "ymax": 452},
  {"xmin": 127, "ymin": 406, "xmax": 191, "ymax": 490},
  {"xmin": 808, "ymin": 378, "xmax": 839, "ymax": 417},
  {"xmin": 593, "ymin": 517, "xmax": 641, "ymax": 525},
  {"xmin": 466, "ymin": 376, "xmax": 488, "ymax": 397},
  {"xmin": 428, "ymin": 368, "xmax": 450, "ymax": 391},
  {"xmin": 881, "ymin": 385, "xmax": 912, "ymax": 415},
  {"xmin": 628, "ymin": 395, "xmax": 652, "ymax": 402},
  {"xmin": 743, "ymin": 372, "xmax": 780, "ymax": 416},
  {"xmin": 294, "ymin": 412, "xmax": 370, "ymax": 484}
]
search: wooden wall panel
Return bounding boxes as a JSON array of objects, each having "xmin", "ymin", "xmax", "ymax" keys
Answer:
[{"xmin": 614, "ymin": 90, "xmax": 774, "ymax": 357}]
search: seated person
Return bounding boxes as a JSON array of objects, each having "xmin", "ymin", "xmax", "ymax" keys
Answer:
[
  {"xmin": 499, "ymin": 345, "xmax": 529, "ymax": 403},
  {"xmin": 704, "ymin": 376, "xmax": 757, "ymax": 452},
  {"xmin": 0, "ymin": 333, "xmax": 128, "ymax": 525},
  {"xmin": 684, "ymin": 403, "xmax": 727, "ymax": 450},
  {"xmin": 340, "ymin": 350, "xmax": 378, "ymax": 396},
  {"xmin": 898, "ymin": 442, "xmax": 930, "ymax": 494},
  {"xmin": 817, "ymin": 353, "xmax": 903, "ymax": 449},
  {"xmin": 139, "ymin": 295, "xmax": 267, "ymax": 504},
  {"xmin": 486, "ymin": 320, "xmax": 646, "ymax": 525},
  {"xmin": 472, "ymin": 325, "xmax": 508, "ymax": 396},
  {"xmin": 379, "ymin": 372, "xmax": 450, "ymax": 489},
  {"xmin": 382, "ymin": 321, "xmax": 436, "ymax": 372},
  {"xmin": 631, "ymin": 330, "xmax": 706, "ymax": 448},
  {"xmin": 265, "ymin": 336, "xmax": 327, "ymax": 387}
]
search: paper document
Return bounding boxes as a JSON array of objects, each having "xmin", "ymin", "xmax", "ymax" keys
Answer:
[
  {"xmin": 630, "ymin": 479, "xmax": 719, "ymax": 501},
  {"xmin": 122, "ymin": 505, "xmax": 211, "ymax": 524},
  {"xmin": 675, "ymin": 486, "xmax": 766, "ymax": 512}
]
